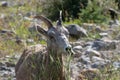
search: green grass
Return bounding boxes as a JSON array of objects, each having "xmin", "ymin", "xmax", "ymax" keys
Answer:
[{"xmin": 0, "ymin": 0, "xmax": 120, "ymax": 80}]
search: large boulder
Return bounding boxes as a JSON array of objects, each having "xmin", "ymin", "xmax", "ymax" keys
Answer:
[
  {"xmin": 66, "ymin": 24, "xmax": 88, "ymax": 39},
  {"xmin": 0, "ymin": 1, "xmax": 8, "ymax": 7},
  {"xmin": 91, "ymin": 39, "xmax": 116, "ymax": 51}
]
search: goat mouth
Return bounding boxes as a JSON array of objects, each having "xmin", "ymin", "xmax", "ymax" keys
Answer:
[{"xmin": 66, "ymin": 48, "xmax": 75, "ymax": 55}]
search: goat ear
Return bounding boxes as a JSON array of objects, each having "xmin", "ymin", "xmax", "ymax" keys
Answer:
[{"xmin": 36, "ymin": 25, "xmax": 48, "ymax": 37}]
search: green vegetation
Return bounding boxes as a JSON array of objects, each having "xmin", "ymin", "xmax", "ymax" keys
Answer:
[
  {"xmin": 79, "ymin": 0, "xmax": 107, "ymax": 23},
  {"xmin": 0, "ymin": 0, "xmax": 120, "ymax": 80}
]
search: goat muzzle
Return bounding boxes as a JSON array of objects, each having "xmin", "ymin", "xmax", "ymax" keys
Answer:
[{"xmin": 65, "ymin": 46, "xmax": 75, "ymax": 55}]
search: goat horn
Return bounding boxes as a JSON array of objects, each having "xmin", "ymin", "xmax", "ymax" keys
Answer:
[
  {"xmin": 34, "ymin": 16, "xmax": 53, "ymax": 29},
  {"xmin": 60, "ymin": 10, "xmax": 62, "ymax": 21}
]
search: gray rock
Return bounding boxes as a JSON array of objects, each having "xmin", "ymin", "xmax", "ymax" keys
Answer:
[
  {"xmin": 91, "ymin": 56, "xmax": 110, "ymax": 69},
  {"xmin": 82, "ymin": 23, "xmax": 97, "ymax": 31},
  {"xmin": 0, "ymin": 54, "xmax": 19, "ymax": 80},
  {"xmin": 84, "ymin": 49, "xmax": 101, "ymax": 58},
  {"xmin": 0, "ymin": 66, "xmax": 11, "ymax": 71},
  {"xmin": 71, "ymin": 40, "xmax": 86, "ymax": 47},
  {"xmin": 91, "ymin": 61, "xmax": 106, "ymax": 69},
  {"xmin": 73, "ymin": 46, "xmax": 83, "ymax": 51},
  {"xmin": 0, "ymin": 62, "xmax": 5, "ymax": 67},
  {"xmin": 66, "ymin": 24, "xmax": 88, "ymax": 39},
  {"xmin": 83, "ymin": 41, "xmax": 93, "ymax": 48},
  {"xmin": 73, "ymin": 45, "xmax": 82, "ymax": 49},
  {"xmin": 80, "ymin": 68, "xmax": 100, "ymax": 80},
  {"xmin": 95, "ymin": 26, "xmax": 102, "ymax": 32},
  {"xmin": 115, "ymin": 33, "xmax": 120, "ymax": 40},
  {"xmin": 91, "ymin": 56, "xmax": 104, "ymax": 62},
  {"xmin": 113, "ymin": 62, "xmax": 120, "ymax": 69},
  {"xmin": 82, "ymin": 23, "xmax": 102, "ymax": 33},
  {"xmin": 109, "ymin": 20, "xmax": 120, "ymax": 28},
  {"xmin": 70, "ymin": 62, "xmax": 82, "ymax": 80},
  {"xmin": 99, "ymin": 32, "xmax": 108, "ymax": 38},
  {"xmin": 0, "ymin": 29, "xmax": 15, "ymax": 35},
  {"xmin": 91, "ymin": 40, "xmax": 116, "ymax": 50},
  {"xmin": 80, "ymin": 55, "xmax": 91, "ymax": 65},
  {"xmin": 25, "ymin": 12, "xmax": 36, "ymax": 17},
  {"xmin": 28, "ymin": 24, "xmax": 37, "ymax": 33},
  {"xmin": 73, "ymin": 46, "xmax": 83, "ymax": 57},
  {"xmin": 1, "ymin": 1, "xmax": 8, "ymax": 7},
  {"xmin": 26, "ymin": 39, "xmax": 34, "ymax": 44}
]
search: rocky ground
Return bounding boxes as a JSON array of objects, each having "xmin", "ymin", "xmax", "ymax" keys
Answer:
[
  {"xmin": 0, "ymin": 0, "xmax": 120, "ymax": 80},
  {"xmin": 0, "ymin": 22, "xmax": 120, "ymax": 80},
  {"xmin": 0, "ymin": 55, "xmax": 18, "ymax": 80}
]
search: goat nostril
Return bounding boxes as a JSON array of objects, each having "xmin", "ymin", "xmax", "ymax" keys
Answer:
[
  {"xmin": 65, "ymin": 47, "xmax": 71, "ymax": 51},
  {"xmin": 65, "ymin": 47, "xmax": 68, "ymax": 51}
]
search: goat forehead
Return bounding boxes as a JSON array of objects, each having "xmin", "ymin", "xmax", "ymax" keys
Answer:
[
  {"xmin": 47, "ymin": 27, "xmax": 68, "ymax": 39},
  {"xmin": 48, "ymin": 28, "xmax": 59, "ymax": 34},
  {"xmin": 58, "ymin": 35, "xmax": 68, "ymax": 43}
]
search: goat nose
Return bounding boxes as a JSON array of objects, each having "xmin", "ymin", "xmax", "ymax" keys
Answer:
[{"xmin": 65, "ymin": 46, "xmax": 71, "ymax": 51}]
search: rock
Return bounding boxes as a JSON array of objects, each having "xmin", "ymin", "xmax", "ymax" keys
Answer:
[
  {"xmin": 5, "ymin": 62, "xmax": 15, "ymax": 67},
  {"xmin": 0, "ymin": 29, "xmax": 15, "ymax": 36},
  {"xmin": 0, "ymin": 66, "xmax": 11, "ymax": 71},
  {"xmin": 70, "ymin": 63, "xmax": 82, "ymax": 80},
  {"xmin": 82, "ymin": 23, "xmax": 97, "ymax": 30},
  {"xmin": 25, "ymin": 12, "xmax": 36, "ymax": 17},
  {"xmin": 23, "ymin": 16, "xmax": 33, "ymax": 21},
  {"xmin": 73, "ymin": 46, "xmax": 83, "ymax": 57},
  {"xmin": 92, "ymin": 56, "xmax": 104, "ymax": 62},
  {"xmin": 73, "ymin": 46, "xmax": 83, "ymax": 52},
  {"xmin": 28, "ymin": 24, "xmax": 37, "ymax": 33},
  {"xmin": 83, "ymin": 41, "xmax": 93, "ymax": 48},
  {"xmin": 71, "ymin": 40, "xmax": 86, "ymax": 47},
  {"xmin": 91, "ymin": 56, "xmax": 110, "ymax": 69},
  {"xmin": 80, "ymin": 68, "xmax": 100, "ymax": 80},
  {"xmin": 82, "ymin": 23, "xmax": 102, "ymax": 33},
  {"xmin": 0, "ymin": 1, "xmax": 8, "ymax": 7},
  {"xmin": 26, "ymin": 39, "xmax": 34, "ymax": 44},
  {"xmin": 113, "ymin": 62, "xmax": 120, "ymax": 69},
  {"xmin": 115, "ymin": 33, "xmax": 120, "ymax": 40},
  {"xmin": 91, "ymin": 61, "xmax": 106, "ymax": 69},
  {"xmin": 95, "ymin": 26, "xmax": 102, "ymax": 32},
  {"xmin": 73, "ymin": 45, "xmax": 83, "ymax": 50},
  {"xmin": 109, "ymin": 19, "xmax": 120, "ymax": 28},
  {"xmin": 84, "ymin": 49, "xmax": 101, "ymax": 58},
  {"xmin": 66, "ymin": 24, "xmax": 88, "ymax": 39},
  {"xmin": 91, "ymin": 40, "xmax": 105, "ymax": 50},
  {"xmin": 91, "ymin": 39, "xmax": 116, "ymax": 51},
  {"xmin": 0, "ymin": 71, "xmax": 15, "ymax": 79},
  {"xmin": 0, "ymin": 62, "xmax": 5, "ymax": 67},
  {"xmin": 80, "ymin": 55, "xmax": 91, "ymax": 64},
  {"xmin": 14, "ymin": 36, "xmax": 24, "ymax": 45},
  {"xmin": 99, "ymin": 32, "xmax": 108, "ymax": 38},
  {"xmin": 0, "ymin": 54, "xmax": 19, "ymax": 80}
]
